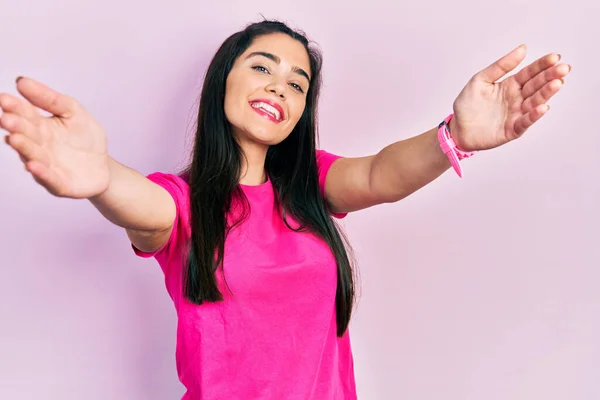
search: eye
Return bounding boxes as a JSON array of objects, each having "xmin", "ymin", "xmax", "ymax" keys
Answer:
[
  {"xmin": 289, "ymin": 83, "xmax": 304, "ymax": 93},
  {"xmin": 252, "ymin": 65, "xmax": 270, "ymax": 74}
]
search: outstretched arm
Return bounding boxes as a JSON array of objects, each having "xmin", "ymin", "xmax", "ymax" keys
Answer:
[
  {"xmin": 324, "ymin": 45, "xmax": 571, "ymax": 214},
  {"xmin": 1, "ymin": 78, "xmax": 176, "ymax": 253}
]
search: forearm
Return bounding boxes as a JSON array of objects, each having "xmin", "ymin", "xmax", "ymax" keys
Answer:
[
  {"xmin": 369, "ymin": 126, "xmax": 452, "ymax": 203},
  {"xmin": 88, "ymin": 157, "xmax": 175, "ymax": 232}
]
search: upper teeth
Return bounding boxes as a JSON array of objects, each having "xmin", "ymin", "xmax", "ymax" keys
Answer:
[{"xmin": 251, "ymin": 102, "xmax": 281, "ymax": 121}]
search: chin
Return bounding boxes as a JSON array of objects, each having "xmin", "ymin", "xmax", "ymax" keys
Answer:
[{"xmin": 243, "ymin": 125, "xmax": 290, "ymax": 146}]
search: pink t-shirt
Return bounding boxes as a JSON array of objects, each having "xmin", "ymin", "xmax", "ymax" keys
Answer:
[{"xmin": 132, "ymin": 149, "xmax": 357, "ymax": 399}]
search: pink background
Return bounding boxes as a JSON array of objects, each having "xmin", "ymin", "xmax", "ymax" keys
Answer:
[{"xmin": 1, "ymin": 1, "xmax": 598, "ymax": 399}]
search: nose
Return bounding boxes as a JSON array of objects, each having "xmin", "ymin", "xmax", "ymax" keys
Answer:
[{"xmin": 265, "ymin": 80, "xmax": 286, "ymax": 99}]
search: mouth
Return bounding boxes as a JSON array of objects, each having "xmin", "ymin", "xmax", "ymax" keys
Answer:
[{"xmin": 249, "ymin": 99, "xmax": 285, "ymax": 123}]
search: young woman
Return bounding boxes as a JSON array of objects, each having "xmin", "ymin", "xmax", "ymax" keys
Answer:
[{"xmin": 0, "ymin": 19, "xmax": 570, "ymax": 400}]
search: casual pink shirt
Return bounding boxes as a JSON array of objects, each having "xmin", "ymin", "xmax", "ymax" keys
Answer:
[{"xmin": 132, "ymin": 149, "xmax": 357, "ymax": 399}]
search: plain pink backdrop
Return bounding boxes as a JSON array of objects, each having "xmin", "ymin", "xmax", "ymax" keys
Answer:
[{"xmin": 1, "ymin": 1, "xmax": 598, "ymax": 399}]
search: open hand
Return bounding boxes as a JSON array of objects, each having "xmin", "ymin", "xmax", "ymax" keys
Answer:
[
  {"xmin": 1, "ymin": 77, "xmax": 110, "ymax": 198},
  {"xmin": 450, "ymin": 45, "xmax": 571, "ymax": 151}
]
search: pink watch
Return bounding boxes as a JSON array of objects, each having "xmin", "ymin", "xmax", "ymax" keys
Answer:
[{"xmin": 438, "ymin": 113, "xmax": 476, "ymax": 178}]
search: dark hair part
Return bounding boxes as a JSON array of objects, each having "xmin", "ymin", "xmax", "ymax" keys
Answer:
[{"xmin": 180, "ymin": 19, "xmax": 357, "ymax": 337}]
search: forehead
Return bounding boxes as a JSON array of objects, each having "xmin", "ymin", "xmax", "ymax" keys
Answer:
[{"xmin": 242, "ymin": 33, "xmax": 311, "ymax": 74}]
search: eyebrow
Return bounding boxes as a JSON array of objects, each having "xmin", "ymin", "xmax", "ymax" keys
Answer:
[{"xmin": 245, "ymin": 51, "xmax": 311, "ymax": 82}]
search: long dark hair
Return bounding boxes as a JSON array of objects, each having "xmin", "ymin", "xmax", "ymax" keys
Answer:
[{"xmin": 180, "ymin": 19, "xmax": 357, "ymax": 337}]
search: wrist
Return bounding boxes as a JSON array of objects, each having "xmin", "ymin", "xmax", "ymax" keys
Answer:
[
  {"xmin": 447, "ymin": 115, "xmax": 469, "ymax": 152},
  {"xmin": 430, "ymin": 126, "xmax": 452, "ymax": 168},
  {"xmin": 88, "ymin": 155, "xmax": 113, "ymax": 201},
  {"xmin": 448, "ymin": 117, "xmax": 459, "ymax": 142},
  {"xmin": 437, "ymin": 113, "xmax": 476, "ymax": 178}
]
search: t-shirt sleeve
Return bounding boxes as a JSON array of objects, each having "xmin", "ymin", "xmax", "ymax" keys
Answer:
[
  {"xmin": 131, "ymin": 172, "xmax": 190, "ymax": 267},
  {"xmin": 316, "ymin": 149, "xmax": 348, "ymax": 219}
]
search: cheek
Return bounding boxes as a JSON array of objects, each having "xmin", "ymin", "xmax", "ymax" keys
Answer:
[
  {"xmin": 223, "ymin": 96, "xmax": 236, "ymax": 125},
  {"xmin": 288, "ymin": 99, "xmax": 307, "ymax": 125},
  {"xmin": 224, "ymin": 86, "xmax": 244, "ymax": 126}
]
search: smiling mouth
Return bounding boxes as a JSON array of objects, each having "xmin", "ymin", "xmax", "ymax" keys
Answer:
[{"xmin": 249, "ymin": 101, "xmax": 283, "ymax": 122}]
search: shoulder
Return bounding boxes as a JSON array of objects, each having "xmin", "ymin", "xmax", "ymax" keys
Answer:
[
  {"xmin": 314, "ymin": 149, "xmax": 348, "ymax": 219},
  {"xmin": 131, "ymin": 171, "xmax": 191, "ymax": 261},
  {"xmin": 315, "ymin": 148, "xmax": 344, "ymax": 179},
  {"xmin": 143, "ymin": 171, "xmax": 191, "ymax": 234},
  {"xmin": 316, "ymin": 149, "xmax": 343, "ymax": 170},
  {"xmin": 145, "ymin": 171, "xmax": 190, "ymax": 205}
]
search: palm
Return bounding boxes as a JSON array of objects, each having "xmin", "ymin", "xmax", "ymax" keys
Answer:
[
  {"xmin": 450, "ymin": 45, "xmax": 571, "ymax": 152},
  {"xmin": 35, "ymin": 114, "xmax": 109, "ymax": 197},
  {"xmin": 1, "ymin": 78, "xmax": 110, "ymax": 198}
]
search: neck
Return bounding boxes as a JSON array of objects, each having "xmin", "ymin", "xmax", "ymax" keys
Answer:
[{"xmin": 238, "ymin": 140, "xmax": 269, "ymax": 186}]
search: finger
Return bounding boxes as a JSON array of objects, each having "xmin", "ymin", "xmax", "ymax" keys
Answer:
[
  {"xmin": 5, "ymin": 132, "xmax": 48, "ymax": 164},
  {"xmin": 514, "ymin": 103, "xmax": 550, "ymax": 137},
  {"xmin": 0, "ymin": 112, "xmax": 42, "ymax": 143},
  {"xmin": 25, "ymin": 160, "xmax": 64, "ymax": 197},
  {"xmin": 475, "ymin": 44, "xmax": 527, "ymax": 83},
  {"xmin": 0, "ymin": 92, "xmax": 41, "ymax": 125},
  {"xmin": 513, "ymin": 53, "xmax": 561, "ymax": 88},
  {"xmin": 522, "ymin": 79, "xmax": 563, "ymax": 114},
  {"xmin": 4, "ymin": 135, "xmax": 29, "ymax": 170},
  {"xmin": 522, "ymin": 62, "xmax": 571, "ymax": 99},
  {"xmin": 19, "ymin": 154, "xmax": 28, "ymax": 165},
  {"xmin": 15, "ymin": 77, "xmax": 77, "ymax": 118}
]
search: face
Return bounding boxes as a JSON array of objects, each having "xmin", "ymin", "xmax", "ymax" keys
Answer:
[{"xmin": 224, "ymin": 32, "xmax": 311, "ymax": 147}]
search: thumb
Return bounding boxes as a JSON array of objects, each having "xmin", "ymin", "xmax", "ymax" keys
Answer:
[
  {"xmin": 475, "ymin": 44, "xmax": 527, "ymax": 83},
  {"xmin": 15, "ymin": 77, "xmax": 77, "ymax": 118}
]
